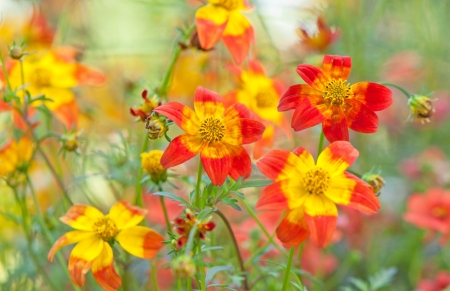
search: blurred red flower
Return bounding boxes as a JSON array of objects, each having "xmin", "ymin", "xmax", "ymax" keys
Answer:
[{"xmin": 417, "ymin": 271, "xmax": 450, "ymax": 291}]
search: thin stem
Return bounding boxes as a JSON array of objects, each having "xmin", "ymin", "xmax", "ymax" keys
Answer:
[
  {"xmin": 215, "ymin": 210, "xmax": 249, "ymax": 291},
  {"xmin": 178, "ymin": 279, "xmax": 182, "ymax": 291},
  {"xmin": 0, "ymin": 51, "xmax": 11, "ymax": 89},
  {"xmin": 379, "ymin": 82, "xmax": 411, "ymax": 99},
  {"xmin": 195, "ymin": 159, "xmax": 203, "ymax": 207},
  {"xmin": 197, "ymin": 244, "xmax": 207, "ymax": 291},
  {"xmin": 159, "ymin": 195, "xmax": 172, "ymax": 232},
  {"xmin": 238, "ymin": 197, "xmax": 287, "ymax": 256},
  {"xmin": 317, "ymin": 130, "xmax": 325, "ymax": 156},
  {"xmin": 346, "ymin": 169, "xmax": 362, "ymax": 178},
  {"xmin": 134, "ymin": 137, "xmax": 149, "ymax": 207},
  {"xmin": 151, "ymin": 261, "xmax": 159, "ymax": 291},
  {"xmin": 281, "ymin": 247, "xmax": 295, "ymax": 291}
]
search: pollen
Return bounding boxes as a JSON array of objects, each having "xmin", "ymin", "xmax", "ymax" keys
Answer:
[
  {"xmin": 323, "ymin": 78, "xmax": 352, "ymax": 106},
  {"xmin": 199, "ymin": 117, "xmax": 226, "ymax": 143},
  {"xmin": 93, "ymin": 217, "xmax": 118, "ymax": 240},
  {"xmin": 303, "ymin": 167, "xmax": 330, "ymax": 195}
]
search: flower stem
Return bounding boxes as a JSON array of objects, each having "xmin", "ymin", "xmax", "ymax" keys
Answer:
[
  {"xmin": 378, "ymin": 82, "xmax": 411, "ymax": 99},
  {"xmin": 346, "ymin": 169, "xmax": 362, "ymax": 178},
  {"xmin": 238, "ymin": 197, "xmax": 287, "ymax": 256},
  {"xmin": 195, "ymin": 159, "xmax": 203, "ymax": 207},
  {"xmin": 0, "ymin": 51, "xmax": 11, "ymax": 89},
  {"xmin": 215, "ymin": 209, "xmax": 249, "ymax": 291},
  {"xmin": 151, "ymin": 260, "xmax": 159, "ymax": 291},
  {"xmin": 317, "ymin": 130, "xmax": 325, "ymax": 156},
  {"xmin": 20, "ymin": 60, "xmax": 26, "ymax": 99},
  {"xmin": 197, "ymin": 243, "xmax": 207, "ymax": 291},
  {"xmin": 159, "ymin": 192, "xmax": 172, "ymax": 232},
  {"xmin": 134, "ymin": 136, "xmax": 149, "ymax": 207},
  {"xmin": 281, "ymin": 247, "xmax": 295, "ymax": 291}
]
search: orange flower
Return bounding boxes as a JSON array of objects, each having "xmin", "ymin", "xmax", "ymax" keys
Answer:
[
  {"xmin": 0, "ymin": 137, "xmax": 33, "ymax": 177},
  {"xmin": 154, "ymin": 86, "xmax": 265, "ymax": 186},
  {"xmin": 297, "ymin": 17, "xmax": 340, "ymax": 52},
  {"xmin": 195, "ymin": 0, "xmax": 254, "ymax": 64},
  {"xmin": 279, "ymin": 55, "xmax": 392, "ymax": 142},
  {"xmin": 256, "ymin": 141, "xmax": 380, "ymax": 248},
  {"xmin": 48, "ymin": 201, "xmax": 164, "ymax": 291}
]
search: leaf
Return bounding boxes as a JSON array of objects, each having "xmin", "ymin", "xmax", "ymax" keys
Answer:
[
  {"xmin": 291, "ymin": 281, "xmax": 308, "ymax": 291},
  {"xmin": 348, "ymin": 278, "xmax": 369, "ymax": 291},
  {"xmin": 152, "ymin": 192, "xmax": 191, "ymax": 207},
  {"xmin": 262, "ymin": 260, "xmax": 304, "ymax": 290},
  {"xmin": 197, "ymin": 207, "xmax": 214, "ymax": 221},
  {"xmin": 231, "ymin": 180, "xmax": 272, "ymax": 190},
  {"xmin": 227, "ymin": 177, "xmax": 244, "ymax": 192},
  {"xmin": 221, "ymin": 196, "xmax": 241, "ymax": 211},
  {"xmin": 205, "ymin": 266, "xmax": 234, "ymax": 285},
  {"xmin": 201, "ymin": 246, "xmax": 224, "ymax": 252},
  {"xmin": 369, "ymin": 268, "xmax": 397, "ymax": 290}
]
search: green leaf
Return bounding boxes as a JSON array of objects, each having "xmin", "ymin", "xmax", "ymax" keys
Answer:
[
  {"xmin": 262, "ymin": 260, "xmax": 304, "ymax": 290},
  {"xmin": 205, "ymin": 266, "xmax": 234, "ymax": 285},
  {"xmin": 152, "ymin": 192, "xmax": 191, "ymax": 207},
  {"xmin": 232, "ymin": 180, "xmax": 272, "ymax": 190},
  {"xmin": 349, "ymin": 278, "xmax": 369, "ymax": 291},
  {"xmin": 197, "ymin": 207, "xmax": 214, "ymax": 221},
  {"xmin": 201, "ymin": 246, "xmax": 224, "ymax": 252},
  {"xmin": 221, "ymin": 196, "xmax": 241, "ymax": 211},
  {"xmin": 368, "ymin": 268, "xmax": 397, "ymax": 290}
]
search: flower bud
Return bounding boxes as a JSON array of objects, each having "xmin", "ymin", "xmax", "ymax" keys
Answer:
[
  {"xmin": 362, "ymin": 173, "xmax": 385, "ymax": 196},
  {"xmin": 145, "ymin": 116, "xmax": 168, "ymax": 140},
  {"xmin": 141, "ymin": 150, "xmax": 167, "ymax": 183},
  {"xmin": 9, "ymin": 46, "xmax": 24, "ymax": 60},
  {"xmin": 172, "ymin": 255, "xmax": 196, "ymax": 278},
  {"xmin": 61, "ymin": 132, "xmax": 81, "ymax": 152},
  {"xmin": 408, "ymin": 95, "xmax": 434, "ymax": 123}
]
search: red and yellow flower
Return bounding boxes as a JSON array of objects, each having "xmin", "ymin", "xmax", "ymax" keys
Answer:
[
  {"xmin": 48, "ymin": 201, "xmax": 164, "ymax": 291},
  {"xmin": 195, "ymin": 0, "xmax": 254, "ymax": 64},
  {"xmin": 278, "ymin": 55, "xmax": 392, "ymax": 142},
  {"xmin": 0, "ymin": 137, "xmax": 33, "ymax": 178},
  {"xmin": 256, "ymin": 141, "xmax": 380, "ymax": 248},
  {"xmin": 296, "ymin": 17, "xmax": 340, "ymax": 52},
  {"xmin": 154, "ymin": 86, "xmax": 265, "ymax": 186}
]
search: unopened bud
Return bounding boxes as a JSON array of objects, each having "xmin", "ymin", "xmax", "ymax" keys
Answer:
[
  {"xmin": 172, "ymin": 255, "xmax": 196, "ymax": 278},
  {"xmin": 408, "ymin": 95, "xmax": 434, "ymax": 123},
  {"xmin": 362, "ymin": 173, "xmax": 385, "ymax": 196},
  {"xmin": 9, "ymin": 46, "xmax": 24, "ymax": 60},
  {"xmin": 145, "ymin": 117, "xmax": 168, "ymax": 140}
]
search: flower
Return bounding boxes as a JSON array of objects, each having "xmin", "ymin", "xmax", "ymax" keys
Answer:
[
  {"xmin": 403, "ymin": 188, "xmax": 450, "ymax": 244},
  {"xmin": 296, "ymin": 17, "xmax": 340, "ymax": 52},
  {"xmin": 195, "ymin": 0, "xmax": 254, "ymax": 64},
  {"xmin": 417, "ymin": 271, "xmax": 450, "ymax": 291},
  {"xmin": 141, "ymin": 150, "xmax": 168, "ymax": 183},
  {"xmin": 408, "ymin": 94, "xmax": 434, "ymax": 123},
  {"xmin": 130, "ymin": 90, "xmax": 160, "ymax": 121},
  {"xmin": 278, "ymin": 55, "xmax": 393, "ymax": 142},
  {"xmin": 0, "ymin": 137, "xmax": 33, "ymax": 178},
  {"xmin": 256, "ymin": 141, "xmax": 380, "ymax": 248},
  {"xmin": 48, "ymin": 201, "xmax": 164, "ymax": 291},
  {"xmin": 153, "ymin": 86, "xmax": 265, "ymax": 186},
  {"xmin": 172, "ymin": 255, "xmax": 196, "ymax": 278},
  {"xmin": 361, "ymin": 173, "xmax": 385, "ymax": 196},
  {"xmin": 173, "ymin": 209, "xmax": 215, "ymax": 248},
  {"xmin": 145, "ymin": 116, "xmax": 169, "ymax": 140}
]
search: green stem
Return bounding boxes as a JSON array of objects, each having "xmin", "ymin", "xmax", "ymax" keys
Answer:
[
  {"xmin": 151, "ymin": 260, "xmax": 159, "ymax": 291},
  {"xmin": 197, "ymin": 244, "xmax": 207, "ymax": 291},
  {"xmin": 195, "ymin": 159, "xmax": 203, "ymax": 207},
  {"xmin": 187, "ymin": 279, "xmax": 192, "ymax": 291},
  {"xmin": 238, "ymin": 197, "xmax": 287, "ymax": 256},
  {"xmin": 317, "ymin": 130, "xmax": 325, "ymax": 156},
  {"xmin": 156, "ymin": 24, "xmax": 196, "ymax": 99},
  {"xmin": 215, "ymin": 210, "xmax": 249, "ymax": 291},
  {"xmin": 20, "ymin": 60, "xmax": 26, "ymax": 100},
  {"xmin": 0, "ymin": 51, "xmax": 11, "ymax": 89},
  {"xmin": 346, "ymin": 169, "xmax": 362, "ymax": 178},
  {"xmin": 281, "ymin": 247, "xmax": 295, "ymax": 291},
  {"xmin": 159, "ymin": 195, "xmax": 172, "ymax": 232},
  {"xmin": 178, "ymin": 279, "xmax": 182, "ymax": 291},
  {"xmin": 134, "ymin": 137, "xmax": 149, "ymax": 207},
  {"xmin": 378, "ymin": 82, "xmax": 411, "ymax": 99}
]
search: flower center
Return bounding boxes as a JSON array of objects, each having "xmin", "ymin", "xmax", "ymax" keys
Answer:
[
  {"xmin": 199, "ymin": 117, "xmax": 226, "ymax": 143},
  {"xmin": 93, "ymin": 217, "xmax": 118, "ymax": 240},
  {"xmin": 255, "ymin": 90, "xmax": 277, "ymax": 108},
  {"xmin": 431, "ymin": 206, "xmax": 448, "ymax": 219},
  {"xmin": 32, "ymin": 68, "xmax": 52, "ymax": 88},
  {"xmin": 323, "ymin": 78, "xmax": 352, "ymax": 106},
  {"xmin": 216, "ymin": 0, "xmax": 239, "ymax": 10},
  {"xmin": 303, "ymin": 167, "xmax": 330, "ymax": 195}
]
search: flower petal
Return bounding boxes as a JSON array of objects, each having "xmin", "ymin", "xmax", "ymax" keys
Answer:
[
  {"xmin": 222, "ymin": 11, "xmax": 254, "ymax": 64},
  {"xmin": 194, "ymin": 86, "xmax": 225, "ymax": 119},
  {"xmin": 344, "ymin": 99, "xmax": 378, "ymax": 133},
  {"xmin": 52, "ymin": 99, "xmax": 79, "ymax": 129},
  {"xmin": 303, "ymin": 195, "xmax": 337, "ymax": 248},
  {"xmin": 256, "ymin": 149, "xmax": 307, "ymax": 181},
  {"xmin": 296, "ymin": 64, "xmax": 328, "ymax": 92},
  {"xmin": 322, "ymin": 55, "xmax": 352, "ymax": 80},
  {"xmin": 322, "ymin": 105, "xmax": 349, "ymax": 142},
  {"xmin": 351, "ymin": 82, "xmax": 393, "ymax": 111},
  {"xmin": 276, "ymin": 208, "xmax": 310, "ymax": 248},
  {"xmin": 109, "ymin": 201, "xmax": 147, "ymax": 230},
  {"xmin": 200, "ymin": 143, "xmax": 231, "ymax": 186},
  {"xmin": 256, "ymin": 180, "xmax": 307, "ymax": 210},
  {"xmin": 68, "ymin": 237, "xmax": 104, "ymax": 286},
  {"xmin": 317, "ymin": 141, "xmax": 358, "ymax": 175},
  {"xmin": 291, "ymin": 97, "xmax": 328, "ymax": 131},
  {"xmin": 224, "ymin": 102, "xmax": 253, "ymax": 120},
  {"xmin": 153, "ymin": 102, "xmax": 200, "ymax": 135},
  {"xmin": 223, "ymin": 118, "xmax": 265, "ymax": 145},
  {"xmin": 92, "ymin": 242, "xmax": 121, "ymax": 291},
  {"xmin": 195, "ymin": 4, "xmax": 229, "ymax": 50},
  {"xmin": 75, "ymin": 65, "xmax": 106, "ymax": 86},
  {"xmin": 60, "ymin": 205, "xmax": 104, "ymax": 231},
  {"xmin": 160, "ymin": 134, "xmax": 203, "ymax": 168},
  {"xmin": 292, "ymin": 147, "xmax": 316, "ymax": 167},
  {"xmin": 116, "ymin": 226, "xmax": 164, "ymax": 259},
  {"xmin": 228, "ymin": 145, "xmax": 252, "ymax": 181},
  {"xmin": 278, "ymin": 84, "xmax": 322, "ymax": 112},
  {"xmin": 48, "ymin": 231, "xmax": 96, "ymax": 262}
]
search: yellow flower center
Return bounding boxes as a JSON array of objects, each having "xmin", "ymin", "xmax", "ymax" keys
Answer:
[
  {"xmin": 255, "ymin": 90, "xmax": 277, "ymax": 108},
  {"xmin": 93, "ymin": 217, "xmax": 118, "ymax": 240},
  {"xmin": 141, "ymin": 150, "xmax": 167, "ymax": 182},
  {"xmin": 431, "ymin": 206, "xmax": 448, "ymax": 219},
  {"xmin": 199, "ymin": 117, "xmax": 226, "ymax": 143},
  {"xmin": 216, "ymin": 0, "xmax": 239, "ymax": 10},
  {"xmin": 323, "ymin": 78, "xmax": 352, "ymax": 106},
  {"xmin": 303, "ymin": 167, "xmax": 330, "ymax": 195},
  {"xmin": 32, "ymin": 68, "xmax": 52, "ymax": 87}
]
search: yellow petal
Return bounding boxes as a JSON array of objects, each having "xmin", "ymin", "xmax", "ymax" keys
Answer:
[
  {"xmin": 68, "ymin": 237, "xmax": 104, "ymax": 286},
  {"xmin": 116, "ymin": 226, "xmax": 164, "ymax": 259},
  {"xmin": 60, "ymin": 205, "xmax": 104, "ymax": 231},
  {"xmin": 108, "ymin": 200, "xmax": 147, "ymax": 230},
  {"xmin": 48, "ymin": 230, "xmax": 96, "ymax": 262},
  {"xmin": 92, "ymin": 242, "xmax": 121, "ymax": 291}
]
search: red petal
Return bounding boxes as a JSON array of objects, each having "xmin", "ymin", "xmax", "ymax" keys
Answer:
[
  {"xmin": 228, "ymin": 145, "xmax": 252, "ymax": 181},
  {"xmin": 322, "ymin": 105, "xmax": 348, "ymax": 142},
  {"xmin": 304, "ymin": 195, "xmax": 337, "ymax": 248},
  {"xmin": 248, "ymin": 59, "xmax": 266, "ymax": 75},
  {"xmin": 224, "ymin": 102, "xmax": 253, "ymax": 120},
  {"xmin": 194, "ymin": 86, "xmax": 225, "ymax": 118},
  {"xmin": 222, "ymin": 13, "xmax": 254, "ymax": 65},
  {"xmin": 296, "ymin": 64, "xmax": 328, "ymax": 92},
  {"xmin": 153, "ymin": 102, "xmax": 200, "ymax": 135},
  {"xmin": 291, "ymin": 97, "xmax": 328, "ymax": 131},
  {"xmin": 195, "ymin": 5, "xmax": 229, "ymax": 50},
  {"xmin": 276, "ymin": 208, "xmax": 310, "ymax": 248},
  {"xmin": 343, "ymin": 172, "xmax": 381, "ymax": 214},
  {"xmin": 351, "ymin": 82, "xmax": 393, "ymax": 111},
  {"xmin": 256, "ymin": 180, "xmax": 306, "ymax": 210},
  {"xmin": 322, "ymin": 55, "xmax": 352, "ymax": 80},
  {"xmin": 344, "ymin": 99, "xmax": 378, "ymax": 133},
  {"xmin": 278, "ymin": 84, "xmax": 322, "ymax": 112},
  {"xmin": 200, "ymin": 143, "xmax": 231, "ymax": 186},
  {"xmin": 160, "ymin": 134, "xmax": 203, "ymax": 168},
  {"xmin": 75, "ymin": 65, "xmax": 106, "ymax": 86},
  {"xmin": 316, "ymin": 141, "xmax": 358, "ymax": 173},
  {"xmin": 256, "ymin": 149, "xmax": 300, "ymax": 181}
]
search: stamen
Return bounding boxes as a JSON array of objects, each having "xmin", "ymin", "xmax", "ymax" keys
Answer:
[
  {"xmin": 303, "ymin": 167, "xmax": 330, "ymax": 195},
  {"xmin": 323, "ymin": 78, "xmax": 352, "ymax": 106},
  {"xmin": 199, "ymin": 117, "xmax": 226, "ymax": 143},
  {"xmin": 93, "ymin": 217, "xmax": 118, "ymax": 240}
]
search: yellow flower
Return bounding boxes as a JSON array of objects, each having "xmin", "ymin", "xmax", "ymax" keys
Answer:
[
  {"xmin": 48, "ymin": 201, "xmax": 164, "ymax": 291},
  {"xmin": 408, "ymin": 94, "xmax": 434, "ymax": 123},
  {"xmin": 0, "ymin": 137, "xmax": 33, "ymax": 178},
  {"xmin": 141, "ymin": 150, "xmax": 167, "ymax": 183}
]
